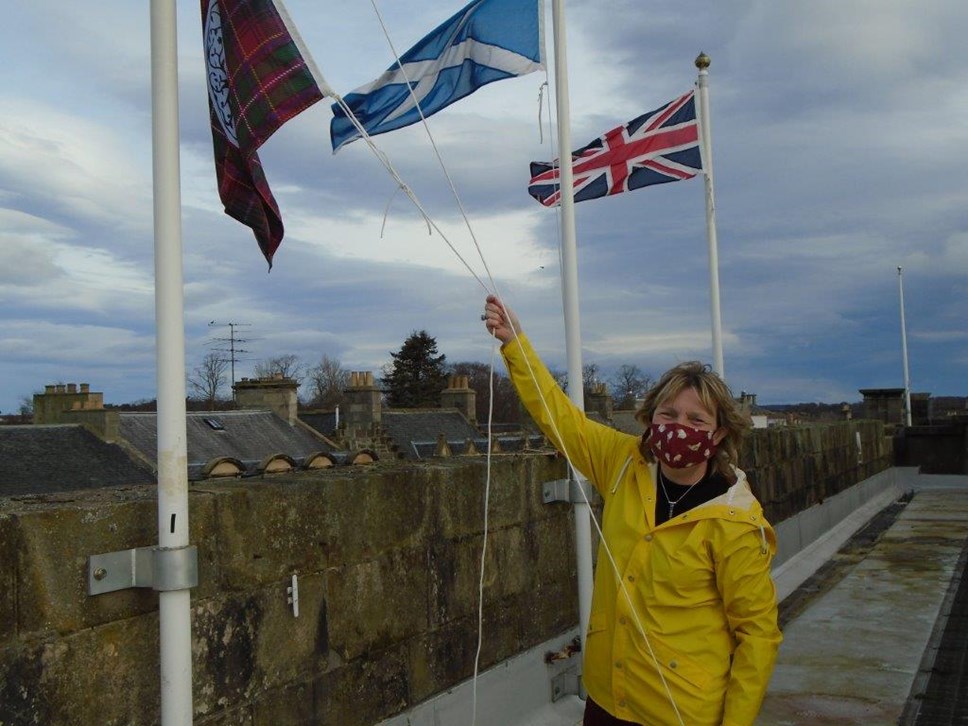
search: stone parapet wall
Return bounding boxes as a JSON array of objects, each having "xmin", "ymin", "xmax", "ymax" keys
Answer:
[
  {"xmin": 0, "ymin": 456, "xmax": 576, "ymax": 725},
  {"xmin": 742, "ymin": 419, "xmax": 892, "ymax": 523},
  {"xmin": 0, "ymin": 420, "xmax": 891, "ymax": 725}
]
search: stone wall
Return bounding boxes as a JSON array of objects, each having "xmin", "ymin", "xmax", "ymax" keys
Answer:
[
  {"xmin": 895, "ymin": 422, "xmax": 968, "ymax": 474},
  {"xmin": 743, "ymin": 419, "xmax": 892, "ymax": 523},
  {"xmin": 0, "ymin": 455, "xmax": 576, "ymax": 726},
  {"xmin": 0, "ymin": 420, "xmax": 891, "ymax": 725}
]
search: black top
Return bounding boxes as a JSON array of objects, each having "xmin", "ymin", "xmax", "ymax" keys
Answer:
[{"xmin": 655, "ymin": 467, "xmax": 731, "ymax": 525}]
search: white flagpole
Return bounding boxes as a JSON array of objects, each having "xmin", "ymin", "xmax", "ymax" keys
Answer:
[
  {"xmin": 150, "ymin": 1, "xmax": 193, "ymax": 723},
  {"xmin": 695, "ymin": 53, "xmax": 725, "ymax": 378},
  {"xmin": 550, "ymin": 0, "xmax": 595, "ymax": 664},
  {"xmin": 897, "ymin": 266, "xmax": 913, "ymax": 426}
]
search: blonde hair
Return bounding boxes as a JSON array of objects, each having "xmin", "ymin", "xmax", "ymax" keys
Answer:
[{"xmin": 635, "ymin": 361, "xmax": 749, "ymax": 479}]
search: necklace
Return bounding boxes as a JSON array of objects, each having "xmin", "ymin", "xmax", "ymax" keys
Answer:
[{"xmin": 658, "ymin": 468, "xmax": 703, "ymax": 520}]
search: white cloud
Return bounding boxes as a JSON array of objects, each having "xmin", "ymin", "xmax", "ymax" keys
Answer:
[
  {"xmin": 287, "ymin": 206, "xmax": 553, "ymax": 282},
  {"xmin": 0, "ymin": 99, "xmax": 153, "ymax": 237},
  {"xmin": 0, "ymin": 227, "xmax": 154, "ymax": 316},
  {"xmin": 1, "ymin": 0, "xmax": 967, "ymax": 413},
  {"xmin": 0, "ymin": 321, "xmax": 154, "ymax": 366}
]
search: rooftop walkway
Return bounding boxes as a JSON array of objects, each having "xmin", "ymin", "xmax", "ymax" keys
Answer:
[
  {"xmin": 758, "ymin": 476, "xmax": 968, "ymax": 724},
  {"xmin": 383, "ymin": 470, "xmax": 968, "ymax": 726}
]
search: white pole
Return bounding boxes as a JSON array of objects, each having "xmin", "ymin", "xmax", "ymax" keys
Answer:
[
  {"xmin": 695, "ymin": 53, "xmax": 725, "ymax": 378},
  {"xmin": 897, "ymin": 266, "xmax": 913, "ymax": 426},
  {"xmin": 150, "ymin": 1, "xmax": 193, "ymax": 723},
  {"xmin": 551, "ymin": 0, "xmax": 595, "ymax": 666}
]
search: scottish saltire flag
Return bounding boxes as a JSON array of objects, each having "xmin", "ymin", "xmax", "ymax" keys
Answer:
[
  {"xmin": 528, "ymin": 90, "xmax": 702, "ymax": 207},
  {"xmin": 202, "ymin": 0, "xmax": 330, "ymax": 267},
  {"xmin": 330, "ymin": 0, "xmax": 544, "ymax": 152}
]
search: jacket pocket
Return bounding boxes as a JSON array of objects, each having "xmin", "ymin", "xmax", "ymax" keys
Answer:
[{"xmin": 634, "ymin": 632, "xmax": 714, "ymax": 693}]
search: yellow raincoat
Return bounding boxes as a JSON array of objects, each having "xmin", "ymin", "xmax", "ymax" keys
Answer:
[{"xmin": 503, "ymin": 335, "xmax": 781, "ymax": 726}]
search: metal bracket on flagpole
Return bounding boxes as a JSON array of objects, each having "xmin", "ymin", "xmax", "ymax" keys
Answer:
[
  {"xmin": 87, "ymin": 545, "xmax": 198, "ymax": 595},
  {"xmin": 543, "ymin": 478, "xmax": 595, "ymax": 505}
]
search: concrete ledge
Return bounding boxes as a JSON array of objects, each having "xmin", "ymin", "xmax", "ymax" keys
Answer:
[
  {"xmin": 910, "ymin": 473, "xmax": 968, "ymax": 491},
  {"xmin": 771, "ymin": 468, "xmax": 906, "ymax": 602},
  {"xmin": 379, "ymin": 629, "xmax": 584, "ymax": 726}
]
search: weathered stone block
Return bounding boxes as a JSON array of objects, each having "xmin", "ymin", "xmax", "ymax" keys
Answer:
[
  {"xmin": 0, "ymin": 514, "xmax": 19, "ymax": 646},
  {"xmin": 211, "ymin": 482, "xmax": 333, "ymax": 589},
  {"xmin": 10, "ymin": 488, "xmax": 219, "ymax": 637},
  {"xmin": 0, "ymin": 613, "xmax": 161, "ymax": 726},
  {"xmin": 0, "ymin": 639, "xmax": 48, "ymax": 724},
  {"xmin": 326, "ymin": 547, "xmax": 428, "ymax": 661},
  {"xmin": 313, "ymin": 644, "xmax": 410, "ymax": 725},
  {"xmin": 407, "ymin": 620, "xmax": 477, "ymax": 704},
  {"xmin": 525, "ymin": 515, "xmax": 577, "ymax": 591},
  {"xmin": 431, "ymin": 457, "xmax": 563, "ymax": 539},
  {"xmin": 251, "ymin": 573, "xmax": 328, "ymax": 688},
  {"xmin": 191, "ymin": 580, "xmax": 328, "ymax": 716},
  {"xmin": 251, "ymin": 680, "xmax": 313, "ymax": 725},
  {"xmin": 311, "ymin": 467, "xmax": 434, "ymax": 566},
  {"xmin": 196, "ymin": 704, "xmax": 254, "ymax": 725},
  {"xmin": 15, "ymin": 494, "xmax": 156, "ymax": 636},
  {"xmin": 426, "ymin": 522, "xmax": 550, "ymax": 628},
  {"xmin": 192, "ymin": 592, "xmax": 262, "ymax": 713}
]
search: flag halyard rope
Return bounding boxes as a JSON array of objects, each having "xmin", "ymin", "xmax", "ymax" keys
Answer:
[{"xmin": 333, "ymin": 5, "xmax": 684, "ymax": 723}]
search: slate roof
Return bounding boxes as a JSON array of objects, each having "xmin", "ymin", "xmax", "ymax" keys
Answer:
[
  {"xmin": 382, "ymin": 410, "xmax": 479, "ymax": 460},
  {"xmin": 611, "ymin": 410, "xmax": 643, "ymax": 436},
  {"xmin": 299, "ymin": 412, "xmax": 337, "ymax": 437},
  {"xmin": 119, "ymin": 410, "xmax": 341, "ymax": 479},
  {"xmin": 382, "ymin": 410, "xmax": 546, "ymax": 459},
  {"xmin": 0, "ymin": 425, "xmax": 155, "ymax": 496}
]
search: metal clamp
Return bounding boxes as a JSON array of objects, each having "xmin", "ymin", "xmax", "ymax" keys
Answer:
[
  {"xmin": 543, "ymin": 478, "xmax": 595, "ymax": 505},
  {"xmin": 88, "ymin": 545, "xmax": 198, "ymax": 596}
]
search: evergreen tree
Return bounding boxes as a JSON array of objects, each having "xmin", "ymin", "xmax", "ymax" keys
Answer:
[{"xmin": 383, "ymin": 330, "xmax": 448, "ymax": 408}]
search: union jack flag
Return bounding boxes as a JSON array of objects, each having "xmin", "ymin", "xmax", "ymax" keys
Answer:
[{"xmin": 527, "ymin": 90, "xmax": 703, "ymax": 207}]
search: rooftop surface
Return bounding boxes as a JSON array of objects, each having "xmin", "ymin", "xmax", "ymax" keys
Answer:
[{"xmin": 759, "ymin": 482, "xmax": 968, "ymax": 724}]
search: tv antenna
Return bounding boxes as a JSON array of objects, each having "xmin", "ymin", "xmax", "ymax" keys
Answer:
[{"xmin": 208, "ymin": 321, "xmax": 252, "ymax": 400}]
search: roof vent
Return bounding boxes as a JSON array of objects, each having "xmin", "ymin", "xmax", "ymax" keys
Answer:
[{"xmin": 203, "ymin": 418, "xmax": 225, "ymax": 431}]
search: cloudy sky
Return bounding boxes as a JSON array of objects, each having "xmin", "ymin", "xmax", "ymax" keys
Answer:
[{"xmin": 1, "ymin": 0, "xmax": 966, "ymax": 416}]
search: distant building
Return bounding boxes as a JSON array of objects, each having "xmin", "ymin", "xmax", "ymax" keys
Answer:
[{"xmin": 856, "ymin": 389, "xmax": 930, "ymax": 427}]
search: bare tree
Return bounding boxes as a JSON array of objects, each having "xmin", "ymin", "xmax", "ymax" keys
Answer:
[
  {"xmin": 547, "ymin": 363, "xmax": 601, "ymax": 397},
  {"xmin": 610, "ymin": 364, "xmax": 652, "ymax": 410},
  {"xmin": 582, "ymin": 362, "xmax": 602, "ymax": 398},
  {"xmin": 305, "ymin": 355, "xmax": 349, "ymax": 409},
  {"xmin": 254, "ymin": 354, "xmax": 304, "ymax": 383},
  {"xmin": 548, "ymin": 367, "xmax": 568, "ymax": 393},
  {"xmin": 189, "ymin": 352, "xmax": 229, "ymax": 410}
]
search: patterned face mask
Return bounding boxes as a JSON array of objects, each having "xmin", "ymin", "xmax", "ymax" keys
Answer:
[{"xmin": 647, "ymin": 422, "xmax": 717, "ymax": 468}]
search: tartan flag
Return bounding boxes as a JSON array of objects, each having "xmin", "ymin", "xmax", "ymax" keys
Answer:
[
  {"xmin": 202, "ymin": 0, "xmax": 329, "ymax": 267},
  {"xmin": 528, "ymin": 90, "xmax": 702, "ymax": 207}
]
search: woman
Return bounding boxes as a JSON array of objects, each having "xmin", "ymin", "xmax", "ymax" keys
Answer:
[{"xmin": 483, "ymin": 295, "xmax": 781, "ymax": 726}]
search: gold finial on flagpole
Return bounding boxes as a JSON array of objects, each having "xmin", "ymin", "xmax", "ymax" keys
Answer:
[{"xmin": 695, "ymin": 52, "xmax": 710, "ymax": 70}]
